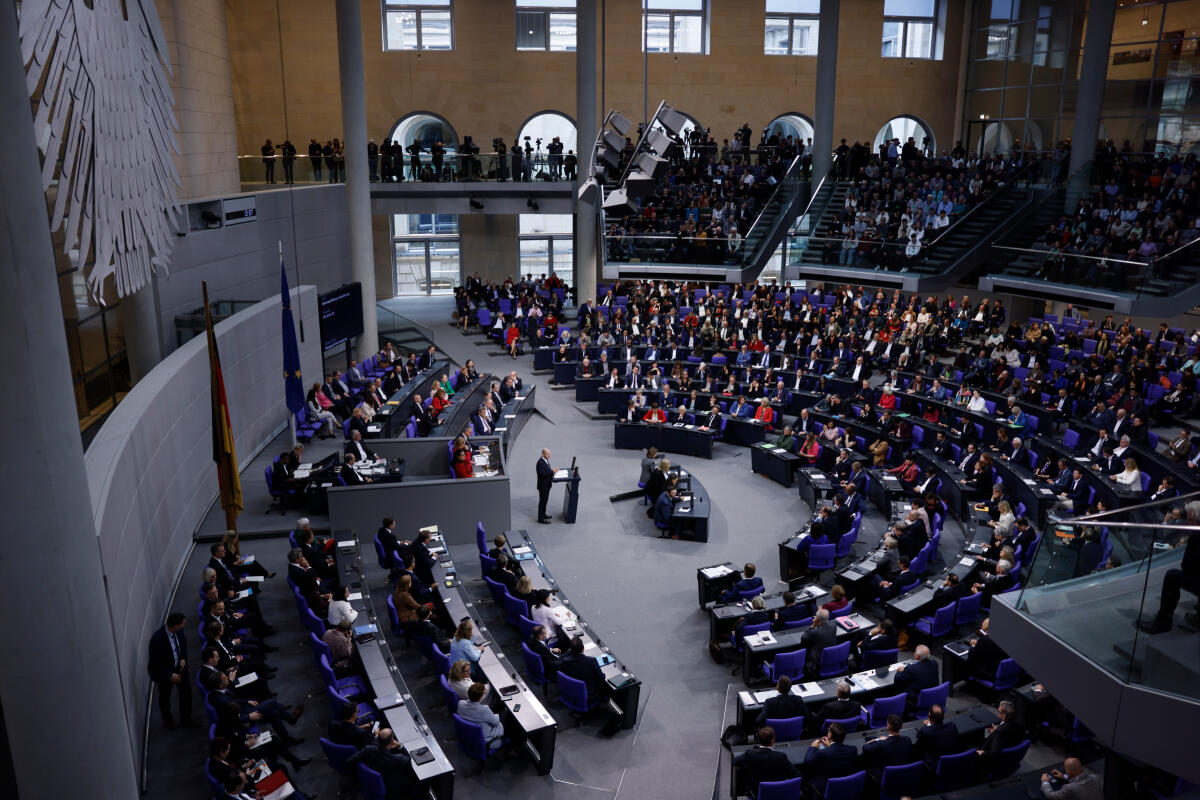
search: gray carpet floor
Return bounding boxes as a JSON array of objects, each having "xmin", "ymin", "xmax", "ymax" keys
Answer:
[{"xmin": 146, "ymin": 294, "xmax": 1068, "ymax": 800}]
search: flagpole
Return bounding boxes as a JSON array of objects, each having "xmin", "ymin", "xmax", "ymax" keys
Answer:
[{"xmin": 282, "ymin": 243, "xmax": 298, "ymax": 448}]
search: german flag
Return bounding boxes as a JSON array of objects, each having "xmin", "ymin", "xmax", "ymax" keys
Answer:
[{"xmin": 203, "ymin": 281, "xmax": 243, "ymax": 530}]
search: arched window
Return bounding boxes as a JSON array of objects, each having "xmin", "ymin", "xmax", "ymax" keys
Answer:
[
  {"xmin": 387, "ymin": 112, "xmax": 458, "ymax": 153},
  {"xmin": 976, "ymin": 121, "xmax": 1013, "ymax": 154},
  {"xmin": 517, "ymin": 111, "xmax": 578, "ymax": 159},
  {"xmin": 766, "ymin": 113, "xmax": 815, "ymax": 146},
  {"xmin": 873, "ymin": 115, "xmax": 935, "ymax": 155}
]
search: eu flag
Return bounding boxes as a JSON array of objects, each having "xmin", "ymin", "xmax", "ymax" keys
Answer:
[{"xmin": 281, "ymin": 260, "xmax": 305, "ymax": 414}]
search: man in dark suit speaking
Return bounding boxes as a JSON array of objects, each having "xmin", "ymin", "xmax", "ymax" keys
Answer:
[
  {"xmin": 536, "ymin": 448, "xmax": 554, "ymax": 524},
  {"xmin": 148, "ymin": 612, "xmax": 195, "ymax": 728}
]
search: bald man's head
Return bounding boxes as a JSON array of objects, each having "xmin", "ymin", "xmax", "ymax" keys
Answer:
[
  {"xmin": 1063, "ymin": 758, "xmax": 1084, "ymax": 777},
  {"xmin": 914, "ymin": 644, "xmax": 931, "ymax": 661}
]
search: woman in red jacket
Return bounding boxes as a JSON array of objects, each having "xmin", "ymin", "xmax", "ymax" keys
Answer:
[{"xmin": 452, "ymin": 448, "xmax": 474, "ymax": 479}]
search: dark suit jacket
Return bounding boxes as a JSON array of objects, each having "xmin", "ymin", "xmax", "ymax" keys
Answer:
[
  {"xmin": 558, "ymin": 652, "xmax": 607, "ymax": 700},
  {"xmin": 893, "ymin": 658, "xmax": 940, "ymax": 704},
  {"xmin": 800, "ymin": 621, "xmax": 837, "ymax": 673},
  {"xmin": 733, "ymin": 746, "xmax": 798, "ymax": 796},
  {"xmin": 862, "ymin": 733, "xmax": 915, "ymax": 773},
  {"xmin": 818, "ymin": 698, "xmax": 863, "ymax": 727},
  {"xmin": 347, "ymin": 743, "xmax": 416, "ymax": 796},
  {"xmin": 328, "ymin": 719, "xmax": 374, "ymax": 749},
  {"xmin": 489, "ymin": 565, "xmax": 518, "ymax": 593},
  {"xmin": 756, "ymin": 693, "xmax": 810, "ymax": 730},
  {"xmin": 774, "ymin": 603, "xmax": 811, "ymax": 630},
  {"xmin": 378, "ymin": 526, "xmax": 402, "ymax": 562},
  {"xmin": 803, "ymin": 741, "xmax": 859, "ymax": 791},
  {"xmin": 345, "ymin": 439, "xmax": 376, "ymax": 462},
  {"xmin": 148, "ymin": 626, "xmax": 187, "ymax": 683},
  {"xmin": 858, "ymin": 631, "xmax": 898, "ymax": 656},
  {"xmin": 536, "ymin": 457, "xmax": 554, "ymax": 491},
  {"xmin": 528, "ymin": 636, "xmax": 561, "ymax": 675},
  {"xmin": 980, "ymin": 719, "xmax": 1025, "ymax": 760},
  {"xmin": 916, "ymin": 720, "xmax": 960, "ymax": 768},
  {"xmin": 967, "ymin": 634, "xmax": 1008, "ymax": 677}
]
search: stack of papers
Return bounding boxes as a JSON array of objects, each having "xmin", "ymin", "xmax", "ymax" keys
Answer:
[
  {"xmin": 701, "ymin": 565, "xmax": 733, "ymax": 579},
  {"xmin": 797, "ymin": 682, "xmax": 824, "ymax": 698},
  {"xmin": 959, "ymin": 556, "xmax": 977, "ymax": 567}
]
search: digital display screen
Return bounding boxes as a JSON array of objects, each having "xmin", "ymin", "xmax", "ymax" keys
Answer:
[{"xmin": 318, "ymin": 283, "xmax": 364, "ymax": 351}]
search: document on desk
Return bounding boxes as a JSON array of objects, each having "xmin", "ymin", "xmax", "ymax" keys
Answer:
[
  {"xmin": 554, "ymin": 469, "xmax": 570, "ymax": 479},
  {"xmin": 419, "ymin": 525, "xmax": 439, "ymax": 536},
  {"xmin": 797, "ymin": 682, "xmax": 824, "ymax": 698},
  {"xmin": 701, "ymin": 565, "xmax": 733, "ymax": 578},
  {"xmin": 347, "ymin": 592, "xmax": 363, "ymax": 601},
  {"xmin": 292, "ymin": 469, "xmax": 311, "ymax": 479},
  {"xmin": 855, "ymin": 674, "xmax": 879, "ymax": 690},
  {"xmin": 582, "ymin": 642, "xmax": 601, "ymax": 656},
  {"xmin": 959, "ymin": 556, "xmax": 976, "ymax": 567},
  {"xmin": 338, "ymin": 539, "xmax": 355, "ymax": 550}
]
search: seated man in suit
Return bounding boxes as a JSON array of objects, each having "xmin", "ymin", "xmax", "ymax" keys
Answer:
[
  {"xmin": 528, "ymin": 625, "xmax": 561, "ymax": 678},
  {"xmin": 405, "ymin": 606, "xmax": 450, "ymax": 652},
  {"xmin": 773, "ymin": 591, "xmax": 810, "ymax": 630},
  {"xmin": 558, "ymin": 636, "xmax": 623, "ymax": 736},
  {"xmin": 1040, "ymin": 757, "xmax": 1104, "ymax": 800},
  {"xmin": 916, "ymin": 704, "xmax": 960, "ymax": 770},
  {"xmin": 410, "ymin": 394, "xmax": 436, "ymax": 436},
  {"xmin": 732, "ymin": 596, "xmax": 772, "ymax": 645},
  {"xmin": 967, "ymin": 617, "xmax": 1008, "ymax": 679},
  {"xmin": 862, "ymin": 714, "xmax": 915, "ymax": 779},
  {"xmin": 893, "ymin": 644, "xmax": 939, "ymax": 713},
  {"xmin": 803, "ymin": 721, "xmax": 860, "ymax": 795},
  {"xmin": 653, "ymin": 485, "xmax": 678, "ymax": 538},
  {"xmin": 346, "ymin": 728, "xmax": 417, "ymax": 798},
  {"xmin": 853, "ymin": 618, "xmax": 897, "ymax": 670},
  {"xmin": 932, "ymin": 573, "xmax": 968, "ymax": 606},
  {"xmin": 697, "ymin": 405, "xmax": 722, "ymax": 430},
  {"xmin": 328, "ymin": 700, "xmax": 374, "ymax": 750},
  {"xmin": 977, "ymin": 700, "xmax": 1025, "ymax": 770},
  {"xmin": 875, "ymin": 554, "xmax": 914, "ymax": 602},
  {"xmin": 801, "ymin": 609, "xmax": 837, "ymax": 678},
  {"xmin": 755, "ymin": 675, "xmax": 812, "ymax": 732},
  {"xmin": 733, "ymin": 726, "xmax": 798, "ymax": 798},
  {"xmin": 971, "ymin": 559, "xmax": 1016, "ymax": 608},
  {"xmin": 339, "ymin": 453, "xmax": 371, "ymax": 485},
  {"xmin": 488, "ymin": 552, "xmax": 519, "ymax": 593},
  {"xmin": 344, "ymin": 430, "xmax": 376, "ymax": 463},
  {"xmin": 719, "ymin": 562, "xmax": 763, "ymax": 603}
]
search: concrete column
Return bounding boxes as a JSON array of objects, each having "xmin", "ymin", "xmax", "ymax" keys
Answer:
[
  {"xmin": 1068, "ymin": 0, "xmax": 1117, "ymax": 179},
  {"xmin": 0, "ymin": 8, "xmax": 142, "ymax": 797},
  {"xmin": 335, "ymin": 0, "xmax": 379, "ymax": 356},
  {"xmin": 574, "ymin": 0, "xmax": 599, "ymax": 308},
  {"xmin": 811, "ymin": 0, "xmax": 839, "ymax": 185},
  {"xmin": 120, "ymin": 275, "xmax": 163, "ymax": 382}
]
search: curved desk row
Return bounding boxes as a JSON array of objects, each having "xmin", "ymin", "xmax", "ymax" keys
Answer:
[
  {"xmin": 370, "ymin": 359, "xmax": 455, "ymax": 438},
  {"xmin": 615, "ymin": 420, "xmax": 716, "ymax": 459},
  {"xmin": 331, "ymin": 530, "xmax": 455, "ymax": 797},
  {"xmin": 501, "ymin": 530, "xmax": 643, "ymax": 729},
  {"xmin": 428, "ymin": 546, "xmax": 559, "ymax": 774}
]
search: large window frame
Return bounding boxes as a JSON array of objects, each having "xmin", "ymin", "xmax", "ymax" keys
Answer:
[
  {"xmin": 515, "ymin": 1, "xmax": 577, "ymax": 51},
  {"xmin": 518, "ymin": 214, "xmax": 574, "ymax": 287},
  {"xmin": 764, "ymin": 0, "xmax": 819, "ymax": 56},
  {"xmin": 383, "ymin": 0, "xmax": 455, "ymax": 52},
  {"xmin": 882, "ymin": 0, "xmax": 937, "ymax": 60},
  {"xmin": 392, "ymin": 214, "xmax": 461, "ymax": 295},
  {"xmin": 641, "ymin": 0, "xmax": 708, "ymax": 55}
]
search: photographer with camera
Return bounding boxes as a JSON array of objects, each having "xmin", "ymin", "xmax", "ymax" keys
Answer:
[
  {"xmin": 431, "ymin": 140, "xmax": 445, "ymax": 181},
  {"xmin": 521, "ymin": 137, "xmax": 535, "ymax": 181},
  {"xmin": 460, "ymin": 136, "xmax": 480, "ymax": 180},
  {"xmin": 548, "ymin": 135, "xmax": 564, "ymax": 180},
  {"xmin": 406, "ymin": 138, "xmax": 424, "ymax": 181},
  {"xmin": 493, "ymin": 138, "xmax": 507, "ymax": 181}
]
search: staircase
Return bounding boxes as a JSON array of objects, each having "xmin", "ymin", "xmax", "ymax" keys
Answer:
[{"xmin": 785, "ymin": 163, "xmax": 1038, "ymax": 291}]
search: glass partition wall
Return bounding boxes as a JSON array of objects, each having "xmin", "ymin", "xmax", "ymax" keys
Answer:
[{"xmin": 1015, "ymin": 492, "xmax": 1200, "ymax": 703}]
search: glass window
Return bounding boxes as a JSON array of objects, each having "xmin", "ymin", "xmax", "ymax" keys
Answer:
[
  {"xmin": 515, "ymin": 1, "xmax": 576, "ymax": 51},
  {"xmin": 882, "ymin": 0, "xmax": 936, "ymax": 59},
  {"xmin": 384, "ymin": 2, "xmax": 454, "ymax": 51},
  {"xmin": 519, "ymin": 214, "xmax": 574, "ymax": 286},
  {"xmin": 764, "ymin": 0, "xmax": 818, "ymax": 56},
  {"xmin": 767, "ymin": 0, "xmax": 819, "ymax": 12},
  {"xmin": 642, "ymin": 0, "xmax": 707, "ymax": 54},
  {"xmin": 392, "ymin": 214, "xmax": 460, "ymax": 295}
]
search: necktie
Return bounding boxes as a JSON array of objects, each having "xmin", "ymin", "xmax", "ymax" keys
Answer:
[{"xmin": 169, "ymin": 631, "xmax": 180, "ymax": 668}]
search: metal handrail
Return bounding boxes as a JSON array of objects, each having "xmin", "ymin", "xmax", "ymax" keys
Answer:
[
  {"xmin": 988, "ymin": 244, "xmax": 1149, "ymax": 268},
  {"xmin": 923, "ymin": 159, "xmax": 1038, "ymax": 248},
  {"xmin": 742, "ymin": 156, "xmax": 802, "ymax": 240}
]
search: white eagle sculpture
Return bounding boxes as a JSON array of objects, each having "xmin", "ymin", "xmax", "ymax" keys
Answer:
[{"xmin": 20, "ymin": 0, "xmax": 180, "ymax": 301}]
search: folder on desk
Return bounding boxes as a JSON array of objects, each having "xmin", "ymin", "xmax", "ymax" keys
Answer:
[
  {"xmin": 374, "ymin": 692, "xmax": 406, "ymax": 710},
  {"xmin": 353, "ymin": 623, "xmax": 379, "ymax": 637},
  {"xmin": 256, "ymin": 769, "xmax": 294, "ymax": 800}
]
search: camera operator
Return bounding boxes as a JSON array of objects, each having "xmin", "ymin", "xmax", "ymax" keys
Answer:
[
  {"xmin": 493, "ymin": 138, "xmax": 508, "ymax": 181},
  {"xmin": 281, "ymin": 139, "xmax": 296, "ymax": 184},
  {"xmin": 511, "ymin": 138, "xmax": 523, "ymax": 182},
  {"xmin": 522, "ymin": 136, "xmax": 535, "ymax": 181},
  {"xmin": 431, "ymin": 140, "xmax": 445, "ymax": 181},
  {"xmin": 461, "ymin": 136, "xmax": 480, "ymax": 180},
  {"xmin": 406, "ymin": 138, "xmax": 424, "ymax": 181},
  {"xmin": 548, "ymin": 135, "xmax": 564, "ymax": 180},
  {"xmin": 261, "ymin": 139, "xmax": 277, "ymax": 184}
]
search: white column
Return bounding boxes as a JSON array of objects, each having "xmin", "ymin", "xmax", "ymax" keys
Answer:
[
  {"xmin": 0, "ymin": 7, "xmax": 142, "ymax": 796},
  {"xmin": 574, "ymin": 0, "xmax": 599, "ymax": 307},
  {"xmin": 336, "ymin": 0, "xmax": 379, "ymax": 357},
  {"xmin": 811, "ymin": 0, "xmax": 840, "ymax": 185}
]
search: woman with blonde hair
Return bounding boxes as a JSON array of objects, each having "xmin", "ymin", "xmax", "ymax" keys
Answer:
[
  {"xmin": 449, "ymin": 659, "xmax": 487, "ymax": 701},
  {"xmin": 449, "ymin": 618, "xmax": 486, "ymax": 681}
]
